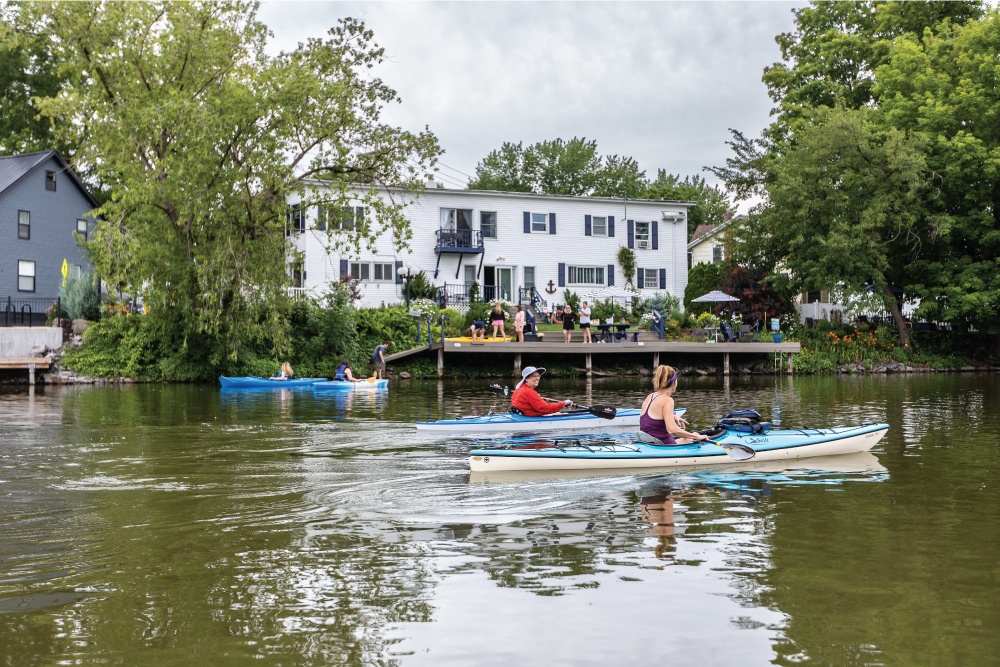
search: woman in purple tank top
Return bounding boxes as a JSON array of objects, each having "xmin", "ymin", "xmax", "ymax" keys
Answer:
[{"xmin": 639, "ymin": 365, "xmax": 709, "ymax": 446}]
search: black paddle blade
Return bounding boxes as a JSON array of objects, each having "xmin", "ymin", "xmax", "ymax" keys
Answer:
[
  {"xmin": 587, "ymin": 405, "xmax": 617, "ymax": 420},
  {"xmin": 488, "ymin": 382, "xmax": 509, "ymax": 397}
]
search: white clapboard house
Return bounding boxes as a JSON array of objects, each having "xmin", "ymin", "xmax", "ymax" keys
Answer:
[{"xmin": 287, "ymin": 183, "xmax": 694, "ymax": 311}]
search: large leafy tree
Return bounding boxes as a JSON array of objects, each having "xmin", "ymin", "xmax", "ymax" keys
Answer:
[
  {"xmin": 876, "ymin": 11, "xmax": 1000, "ymax": 349},
  {"xmin": 468, "ymin": 137, "xmax": 646, "ymax": 198},
  {"xmin": 14, "ymin": 2, "xmax": 440, "ymax": 359},
  {"xmin": 754, "ymin": 105, "xmax": 931, "ymax": 346}
]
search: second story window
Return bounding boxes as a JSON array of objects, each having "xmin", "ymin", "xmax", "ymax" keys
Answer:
[
  {"xmin": 481, "ymin": 212, "xmax": 497, "ymax": 239},
  {"xmin": 18, "ymin": 260, "xmax": 35, "ymax": 292},
  {"xmin": 635, "ymin": 222, "xmax": 650, "ymax": 249},
  {"xmin": 46, "ymin": 171, "xmax": 56, "ymax": 191},
  {"xmin": 286, "ymin": 204, "xmax": 305, "ymax": 235},
  {"xmin": 76, "ymin": 219, "xmax": 88, "ymax": 242},
  {"xmin": 18, "ymin": 211, "xmax": 29, "ymax": 240},
  {"xmin": 592, "ymin": 216, "xmax": 607, "ymax": 236},
  {"xmin": 712, "ymin": 245, "xmax": 723, "ymax": 264},
  {"xmin": 440, "ymin": 208, "xmax": 472, "ymax": 231},
  {"xmin": 531, "ymin": 213, "xmax": 547, "ymax": 233}
]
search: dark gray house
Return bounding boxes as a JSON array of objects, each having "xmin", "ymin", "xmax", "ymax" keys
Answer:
[{"xmin": 0, "ymin": 151, "xmax": 98, "ymax": 309}]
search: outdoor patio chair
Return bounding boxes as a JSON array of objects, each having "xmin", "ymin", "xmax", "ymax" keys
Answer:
[
  {"xmin": 738, "ymin": 324, "xmax": 754, "ymax": 341},
  {"xmin": 719, "ymin": 322, "xmax": 739, "ymax": 342}
]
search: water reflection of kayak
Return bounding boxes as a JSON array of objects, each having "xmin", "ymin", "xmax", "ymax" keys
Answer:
[
  {"xmin": 468, "ymin": 423, "xmax": 889, "ymax": 472},
  {"xmin": 417, "ymin": 408, "xmax": 686, "ymax": 435},
  {"xmin": 469, "ymin": 451, "xmax": 887, "ymax": 484},
  {"xmin": 313, "ymin": 379, "xmax": 389, "ymax": 391}
]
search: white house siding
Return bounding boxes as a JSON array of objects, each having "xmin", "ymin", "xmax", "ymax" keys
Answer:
[{"xmin": 288, "ymin": 185, "xmax": 692, "ymax": 309}]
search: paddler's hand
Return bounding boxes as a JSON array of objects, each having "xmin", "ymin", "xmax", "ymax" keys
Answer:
[
  {"xmin": 563, "ymin": 400, "xmax": 573, "ymax": 408},
  {"xmin": 674, "ymin": 415, "xmax": 689, "ymax": 427}
]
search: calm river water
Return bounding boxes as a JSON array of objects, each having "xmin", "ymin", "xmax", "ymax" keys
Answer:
[{"xmin": 1, "ymin": 374, "xmax": 998, "ymax": 666}]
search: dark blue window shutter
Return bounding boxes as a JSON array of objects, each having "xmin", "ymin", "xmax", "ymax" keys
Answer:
[
  {"xmin": 637, "ymin": 267, "xmax": 644, "ymax": 287},
  {"xmin": 340, "ymin": 259, "xmax": 349, "ymax": 278},
  {"xmin": 549, "ymin": 213, "xmax": 556, "ymax": 235},
  {"xmin": 627, "ymin": 220, "xmax": 634, "ymax": 249},
  {"xmin": 356, "ymin": 206, "xmax": 365, "ymax": 228},
  {"xmin": 523, "ymin": 212, "xmax": 530, "ymax": 233},
  {"xmin": 558, "ymin": 263, "xmax": 565, "ymax": 287},
  {"xmin": 652, "ymin": 220, "xmax": 659, "ymax": 250},
  {"xmin": 584, "ymin": 215, "xmax": 592, "ymax": 236},
  {"xmin": 608, "ymin": 215, "xmax": 615, "ymax": 237},
  {"xmin": 607, "ymin": 264, "xmax": 614, "ymax": 286},
  {"xmin": 395, "ymin": 260, "xmax": 403, "ymax": 284},
  {"xmin": 659, "ymin": 268, "xmax": 666, "ymax": 290},
  {"xmin": 317, "ymin": 206, "xmax": 326, "ymax": 231},
  {"xmin": 342, "ymin": 206, "xmax": 353, "ymax": 230}
]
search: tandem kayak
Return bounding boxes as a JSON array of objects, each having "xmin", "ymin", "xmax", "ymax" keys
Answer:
[
  {"xmin": 218, "ymin": 376, "xmax": 326, "ymax": 388},
  {"xmin": 468, "ymin": 423, "xmax": 889, "ymax": 472},
  {"xmin": 313, "ymin": 379, "xmax": 389, "ymax": 391},
  {"xmin": 417, "ymin": 408, "xmax": 687, "ymax": 435}
]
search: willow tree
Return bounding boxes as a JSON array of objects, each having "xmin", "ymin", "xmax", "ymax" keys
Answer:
[{"xmin": 12, "ymin": 2, "xmax": 440, "ymax": 359}]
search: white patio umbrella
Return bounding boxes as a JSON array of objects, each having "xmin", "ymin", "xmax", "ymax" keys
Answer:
[
  {"xmin": 691, "ymin": 290, "xmax": 740, "ymax": 304},
  {"xmin": 583, "ymin": 285, "xmax": 641, "ymax": 301}
]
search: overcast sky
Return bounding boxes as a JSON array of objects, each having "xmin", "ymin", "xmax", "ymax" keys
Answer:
[{"xmin": 259, "ymin": 1, "xmax": 806, "ymax": 206}]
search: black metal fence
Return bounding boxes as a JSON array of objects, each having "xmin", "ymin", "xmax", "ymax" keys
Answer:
[
  {"xmin": 2, "ymin": 296, "xmax": 59, "ymax": 327},
  {"xmin": 435, "ymin": 283, "xmax": 510, "ymax": 308}
]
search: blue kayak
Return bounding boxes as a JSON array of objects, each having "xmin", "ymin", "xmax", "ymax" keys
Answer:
[
  {"xmin": 468, "ymin": 423, "xmax": 889, "ymax": 471},
  {"xmin": 219, "ymin": 376, "xmax": 326, "ymax": 388},
  {"xmin": 313, "ymin": 379, "xmax": 389, "ymax": 391}
]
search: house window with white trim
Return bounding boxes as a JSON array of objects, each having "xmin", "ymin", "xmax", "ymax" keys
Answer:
[
  {"xmin": 568, "ymin": 266, "xmax": 605, "ymax": 285},
  {"xmin": 76, "ymin": 219, "xmax": 88, "ymax": 241},
  {"xmin": 531, "ymin": 213, "xmax": 547, "ymax": 233},
  {"xmin": 45, "ymin": 171, "xmax": 56, "ymax": 191},
  {"xmin": 712, "ymin": 245, "xmax": 723, "ymax": 264},
  {"xmin": 18, "ymin": 210, "xmax": 29, "ymax": 240},
  {"xmin": 350, "ymin": 262, "xmax": 370, "ymax": 281},
  {"xmin": 635, "ymin": 222, "xmax": 650, "ymax": 249},
  {"xmin": 592, "ymin": 216, "xmax": 607, "ymax": 236},
  {"xmin": 480, "ymin": 211, "xmax": 497, "ymax": 239},
  {"xmin": 72, "ymin": 265, "xmax": 82, "ymax": 280},
  {"xmin": 372, "ymin": 262, "xmax": 394, "ymax": 281},
  {"xmin": 644, "ymin": 270, "xmax": 659, "ymax": 289},
  {"xmin": 18, "ymin": 260, "xmax": 35, "ymax": 292}
]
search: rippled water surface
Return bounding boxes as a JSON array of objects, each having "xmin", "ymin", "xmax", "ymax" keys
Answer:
[{"xmin": 1, "ymin": 374, "xmax": 998, "ymax": 666}]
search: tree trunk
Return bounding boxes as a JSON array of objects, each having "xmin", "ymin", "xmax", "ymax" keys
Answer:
[{"xmin": 882, "ymin": 283, "xmax": 911, "ymax": 349}]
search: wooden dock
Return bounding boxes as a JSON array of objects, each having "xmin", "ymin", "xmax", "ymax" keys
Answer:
[
  {"xmin": 0, "ymin": 357, "xmax": 51, "ymax": 385},
  {"xmin": 385, "ymin": 340, "xmax": 800, "ymax": 376}
]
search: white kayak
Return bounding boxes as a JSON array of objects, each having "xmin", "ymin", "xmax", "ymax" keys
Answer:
[
  {"xmin": 416, "ymin": 408, "xmax": 687, "ymax": 435},
  {"xmin": 467, "ymin": 423, "xmax": 889, "ymax": 472},
  {"xmin": 313, "ymin": 379, "xmax": 388, "ymax": 391}
]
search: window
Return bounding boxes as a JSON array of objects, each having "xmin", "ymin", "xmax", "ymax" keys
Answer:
[
  {"xmin": 523, "ymin": 266, "xmax": 535, "ymax": 290},
  {"xmin": 350, "ymin": 262, "xmax": 370, "ymax": 281},
  {"xmin": 292, "ymin": 268, "xmax": 303, "ymax": 288},
  {"xmin": 807, "ymin": 291, "xmax": 822, "ymax": 304},
  {"xmin": 287, "ymin": 204, "xmax": 304, "ymax": 234},
  {"xmin": 72, "ymin": 265, "xmax": 82, "ymax": 280},
  {"xmin": 644, "ymin": 271, "xmax": 659, "ymax": 289},
  {"xmin": 592, "ymin": 216, "xmax": 607, "ymax": 236},
  {"xmin": 635, "ymin": 221, "xmax": 650, "ymax": 247},
  {"xmin": 481, "ymin": 211, "xmax": 497, "ymax": 238},
  {"xmin": 329, "ymin": 206, "xmax": 363, "ymax": 231},
  {"xmin": 76, "ymin": 219, "xmax": 88, "ymax": 242},
  {"xmin": 568, "ymin": 266, "xmax": 605, "ymax": 285},
  {"xmin": 712, "ymin": 245, "xmax": 723, "ymax": 264},
  {"xmin": 531, "ymin": 212, "xmax": 547, "ymax": 233},
  {"xmin": 45, "ymin": 171, "xmax": 56, "ymax": 191},
  {"xmin": 373, "ymin": 262, "xmax": 394, "ymax": 281},
  {"xmin": 464, "ymin": 265, "xmax": 477, "ymax": 285},
  {"xmin": 18, "ymin": 210, "xmax": 29, "ymax": 240},
  {"xmin": 440, "ymin": 208, "xmax": 472, "ymax": 231},
  {"xmin": 18, "ymin": 260, "xmax": 35, "ymax": 292}
]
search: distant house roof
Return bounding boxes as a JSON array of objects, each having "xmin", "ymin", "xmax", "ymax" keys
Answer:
[
  {"xmin": 686, "ymin": 214, "xmax": 743, "ymax": 250},
  {"xmin": 0, "ymin": 150, "xmax": 99, "ymax": 208}
]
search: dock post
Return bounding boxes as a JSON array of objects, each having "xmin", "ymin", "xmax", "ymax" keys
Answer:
[
  {"xmin": 437, "ymin": 347, "xmax": 444, "ymax": 377},
  {"xmin": 653, "ymin": 352, "xmax": 659, "ymax": 369},
  {"xmin": 723, "ymin": 353, "xmax": 730, "ymax": 376},
  {"xmin": 787, "ymin": 352, "xmax": 794, "ymax": 375},
  {"xmin": 514, "ymin": 353, "xmax": 522, "ymax": 377},
  {"xmin": 585, "ymin": 353, "xmax": 592, "ymax": 378},
  {"xmin": 28, "ymin": 362, "xmax": 35, "ymax": 386}
]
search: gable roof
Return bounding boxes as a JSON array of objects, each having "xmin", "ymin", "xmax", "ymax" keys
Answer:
[
  {"xmin": 0, "ymin": 150, "xmax": 99, "ymax": 208},
  {"xmin": 686, "ymin": 215, "xmax": 744, "ymax": 250},
  {"xmin": 688, "ymin": 224, "xmax": 716, "ymax": 245}
]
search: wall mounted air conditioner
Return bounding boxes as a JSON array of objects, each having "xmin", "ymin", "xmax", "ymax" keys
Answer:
[
  {"xmin": 637, "ymin": 240, "xmax": 649, "ymax": 249},
  {"xmin": 662, "ymin": 210, "xmax": 686, "ymax": 220}
]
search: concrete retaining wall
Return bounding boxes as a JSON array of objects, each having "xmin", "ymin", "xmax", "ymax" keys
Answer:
[{"xmin": 0, "ymin": 327, "xmax": 63, "ymax": 358}]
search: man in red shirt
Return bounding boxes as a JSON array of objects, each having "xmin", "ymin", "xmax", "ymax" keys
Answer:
[{"xmin": 511, "ymin": 366, "xmax": 573, "ymax": 416}]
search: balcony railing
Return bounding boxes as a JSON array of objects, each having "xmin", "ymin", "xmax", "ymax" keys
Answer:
[
  {"xmin": 435, "ymin": 229, "xmax": 484, "ymax": 253},
  {"xmin": 435, "ymin": 283, "xmax": 509, "ymax": 308}
]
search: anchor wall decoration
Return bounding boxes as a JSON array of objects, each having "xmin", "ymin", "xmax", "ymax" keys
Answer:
[{"xmin": 545, "ymin": 280, "xmax": 557, "ymax": 294}]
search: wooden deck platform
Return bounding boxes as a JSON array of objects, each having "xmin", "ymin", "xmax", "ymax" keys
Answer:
[
  {"xmin": 0, "ymin": 357, "xmax": 51, "ymax": 385},
  {"xmin": 384, "ymin": 340, "xmax": 800, "ymax": 376}
]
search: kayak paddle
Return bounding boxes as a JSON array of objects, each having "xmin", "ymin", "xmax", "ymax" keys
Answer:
[{"xmin": 706, "ymin": 439, "xmax": 756, "ymax": 461}]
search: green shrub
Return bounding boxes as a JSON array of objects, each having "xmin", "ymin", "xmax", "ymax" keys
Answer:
[
  {"xmin": 793, "ymin": 349, "xmax": 838, "ymax": 374},
  {"xmin": 464, "ymin": 302, "xmax": 494, "ymax": 329},
  {"xmin": 60, "ymin": 274, "xmax": 101, "ymax": 321}
]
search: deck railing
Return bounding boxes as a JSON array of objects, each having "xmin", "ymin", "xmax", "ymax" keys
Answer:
[
  {"xmin": 435, "ymin": 229, "xmax": 484, "ymax": 251},
  {"xmin": 3, "ymin": 296, "xmax": 59, "ymax": 327}
]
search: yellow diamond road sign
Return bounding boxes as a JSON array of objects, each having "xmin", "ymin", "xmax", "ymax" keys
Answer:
[{"xmin": 61, "ymin": 259, "xmax": 68, "ymax": 286}]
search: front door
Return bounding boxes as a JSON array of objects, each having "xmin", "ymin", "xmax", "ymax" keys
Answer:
[{"xmin": 496, "ymin": 267, "xmax": 512, "ymax": 301}]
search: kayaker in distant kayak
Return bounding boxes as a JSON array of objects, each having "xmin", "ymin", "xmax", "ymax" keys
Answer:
[
  {"xmin": 639, "ymin": 365, "xmax": 707, "ymax": 445},
  {"xmin": 335, "ymin": 360, "xmax": 361, "ymax": 382},
  {"xmin": 274, "ymin": 362, "xmax": 294, "ymax": 380},
  {"xmin": 511, "ymin": 366, "xmax": 573, "ymax": 416}
]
